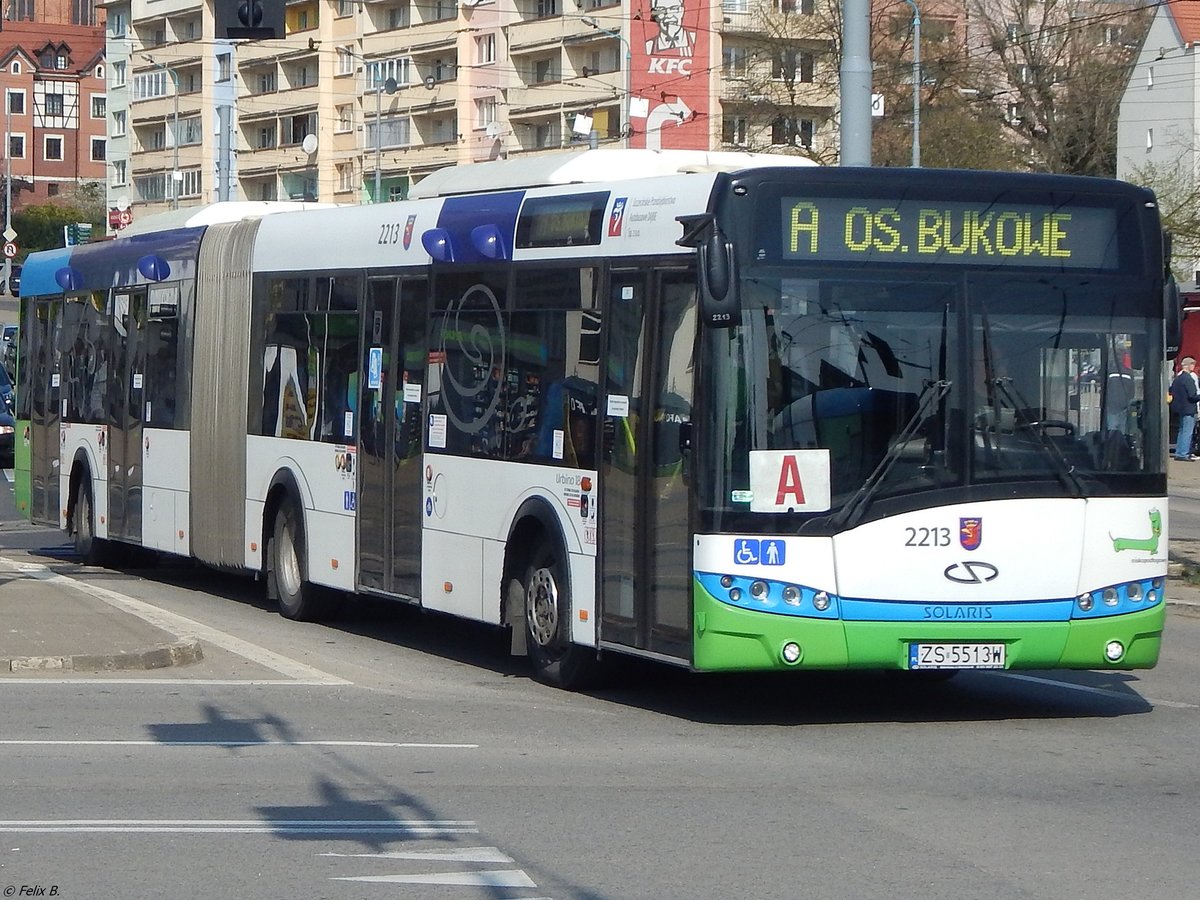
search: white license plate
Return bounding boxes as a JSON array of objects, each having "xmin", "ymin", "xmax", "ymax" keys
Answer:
[{"xmin": 909, "ymin": 642, "xmax": 1006, "ymax": 670}]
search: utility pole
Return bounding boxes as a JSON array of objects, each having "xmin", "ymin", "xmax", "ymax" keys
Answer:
[
  {"xmin": 582, "ymin": 16, "xmax": 632, "ymax": 148},
  {"xmin": 902, "ymin": 0, "xmax": 922, "ymax": 167},
  {"xmin": 3, "ymin": 102, "xmax": 12, "ymax": 294}
]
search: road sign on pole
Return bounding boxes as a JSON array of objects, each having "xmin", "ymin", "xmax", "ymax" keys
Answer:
[{"xmin": 2, "ymin": 241, "xmax": 16, "ymax": 259}]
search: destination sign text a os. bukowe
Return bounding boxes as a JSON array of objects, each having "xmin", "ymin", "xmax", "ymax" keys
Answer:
[{"xmin": 779, "ymin": 198, "xmax": 1119, "ymax": 269}]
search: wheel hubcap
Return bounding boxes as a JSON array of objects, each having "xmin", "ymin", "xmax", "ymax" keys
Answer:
[
  {"xmin": 278, "ymin": 526, "xmax": 302, "ymax": 598},
  {"xmin": 526, "ymin": 566, "xmax": 558, "ymax": 648}
]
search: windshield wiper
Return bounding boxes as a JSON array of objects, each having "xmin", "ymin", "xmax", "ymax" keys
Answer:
[{"xmin": 832, "ymin": 378, "xmax": 952, "ymax": 531}]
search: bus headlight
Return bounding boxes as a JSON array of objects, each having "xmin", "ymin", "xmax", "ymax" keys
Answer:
[
  {"xmin": 1127, "ymin": 583, "xmax": 1143, "ymax": 602},
  {"xmin": 781, "ymin": 642, "xmax": 802, "ymax": 664},
  {"xmin": 782, "ymin": 586, "xmax": 801, "ymax": 606},
  {"xmin": 750, "ymin": 580, "xmax": 769, "ymax": 601},
  {"xmin": 1105, "ymin": 641, "xmax": 1125, "ymax": 662},
  {"xmin": 1077, "ymin": 593, "xmax": 1094, "ymax": 612},
  {"xmin": 720, "ymin": 575, "xmax": 734, "ymax": 589},
  {"xmin": 1102, "ymin": 587, "xmax": 1119, "ymax": 607},
  {"xmin": 813, "ymin": 591, "xmax": 831, "ymax": 612}
]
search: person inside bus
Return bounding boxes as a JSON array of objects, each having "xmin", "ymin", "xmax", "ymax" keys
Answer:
[{"xmin": 1169, "ymin": 356, "xmax": 1199, "ymax": 461}]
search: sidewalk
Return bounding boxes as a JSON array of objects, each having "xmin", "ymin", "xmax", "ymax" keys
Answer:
[{"xmin": 0, "ymin": 553, "xmax": 202, "ymax": 674}]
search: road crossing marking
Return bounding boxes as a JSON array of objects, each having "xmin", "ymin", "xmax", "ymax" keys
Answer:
[
  {"xmin": 0, "ymin": 819, "xmax": 478, "ymax": 835},
  {"xmin": 322, "ymin": 847, "xmax": 513, "ymax": 863},
  {"xmin": 333, "ymin": 869, "xmax": 537, "ymax": 888},
  {"xmin": 0, "ymin": 740, "xmax": 478, "ymax": 748}
]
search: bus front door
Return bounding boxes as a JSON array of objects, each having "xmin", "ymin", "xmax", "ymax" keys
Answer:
[
  {"xmin": 27, "ymin": 299, "xmax": 62, "ymax": 527},
  {"xmin": 357, "ymin": 276, "xmax": 427, "ymax": 599},
  {"xmin": 599, "ymin": 269, "xmax": 695, "ymax": 662},
  {"xmin": 107, "ymin": 289, "xmax": 146, "ymax": 543}
]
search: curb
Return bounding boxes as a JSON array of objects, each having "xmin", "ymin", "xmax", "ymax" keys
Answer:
[{"xmin": 1, "ymin": 638, "xmax": 204, "ymax": 674}]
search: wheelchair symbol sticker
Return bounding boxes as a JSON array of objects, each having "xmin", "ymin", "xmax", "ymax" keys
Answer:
[{"xmin": 734, "ymin": 539, "xmax": 785, "ymax": 566}]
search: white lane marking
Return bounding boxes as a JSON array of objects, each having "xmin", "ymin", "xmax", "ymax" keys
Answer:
[
  {"xmin": 0, "ymin": 556, "xmax": 351, "ymax": 685},
  {"xmin": 322, "ymin": 847, "xmax": 513, "ymax": 862},
  {"xmin": 333, "ymin": 870, "xmax": 537, "ymax": 888},
  {"xmin": 0, "ymin": 740, "xmax": 477, "ymax": 749},
  {"xmin": 0, "ymin": 820, "xmax": 478, "ymax": 835},
  {"xmin": 1001, "ymin": 672, "xmax": 1199, "ymax": 709},
  {"xmin": 0, "ymin": 679, "xmax": 344, "ymax": 686}
]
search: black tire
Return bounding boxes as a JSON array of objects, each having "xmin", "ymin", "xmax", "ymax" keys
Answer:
[
  {"xmin": 73, "ymin": 477, "xmax": 107, "ymax": 565},
  {"xmin": 269, "ymin": 499, "xmax": 323, "ymax": 621},
  {"xmin": 523, "ymin": 538, "xmax": 598, "ymax": 689}
]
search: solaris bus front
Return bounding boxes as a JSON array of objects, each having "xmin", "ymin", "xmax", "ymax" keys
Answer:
[{"xmin": 685, "ymin": 167, "xmax": 1172, "ymax": 674}]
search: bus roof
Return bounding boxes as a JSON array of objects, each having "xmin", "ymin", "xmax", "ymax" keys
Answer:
[
  {"xmin": 408, "ymin": 148, "xmax": 818, "ymax": 199},
  {"xmin": 118, "ymin": 200, "xmax": 337, "ymax": 238}
]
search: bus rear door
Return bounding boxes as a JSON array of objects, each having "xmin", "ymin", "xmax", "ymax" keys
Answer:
[{"xmin": 107, "ymin": 289, "xmax": 147, "ymax": 543}]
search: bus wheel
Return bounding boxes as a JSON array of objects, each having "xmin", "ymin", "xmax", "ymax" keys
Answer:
[
  {"xmin": 270, "ymin": 500, "xmax": 322, "ymax": 621},
  {"xmin": 73, "ymin": 478, "xmax": 106, "ymax": 565},
  {"xmin": 523, "ymin": 541, "xmax": 597, "ymax": 690}
]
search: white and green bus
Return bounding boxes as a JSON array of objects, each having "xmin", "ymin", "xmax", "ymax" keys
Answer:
[{"xmin": 15, "ymin": 150, "xmax": 1175, "ymax": 687}]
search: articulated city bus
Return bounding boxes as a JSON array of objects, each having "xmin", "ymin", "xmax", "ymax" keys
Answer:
[{"xmin": 15, "ymin": 149, "xmax": 1175, "ymax": 687}]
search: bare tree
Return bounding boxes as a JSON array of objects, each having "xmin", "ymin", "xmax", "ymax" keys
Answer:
[
  {"xmin": 966, "ymin": 0, "xmax": 1150, "ymax": 176},
  {"xmin": 1127, "ymin": 152, "xmax": 1200, "ymax": 281}
]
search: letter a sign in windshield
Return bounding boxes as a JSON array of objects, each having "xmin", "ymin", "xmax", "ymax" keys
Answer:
[{"xmin": 747, "ymin": 449, "xmax": 831, "ymax": 513}]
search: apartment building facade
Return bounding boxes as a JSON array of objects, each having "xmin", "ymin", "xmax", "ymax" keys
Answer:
[
  {"xmin": 100, "ymin": 0, "xmax": 836, "ymax": 226},
  {"xmin": 0, "ymin": 0, "xmax": 107, "ymax": 213}
]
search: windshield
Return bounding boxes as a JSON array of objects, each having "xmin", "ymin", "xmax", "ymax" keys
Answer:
[{"xmin": 698, "ymin": 270, "xmax": 1165, "ymax": 533}]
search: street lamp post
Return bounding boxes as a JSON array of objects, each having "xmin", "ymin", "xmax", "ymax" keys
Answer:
[
  {"xmin": 901, "ymin": 0, "xmax": 921, "ymax": 167},
  {"xmin": 146, "ymin": 56, "xmax": 181, "ymax": 208},
  {"xmin": 373, "ymin": 76, "xmax": 399, "ymax": 203},
  {"xmin": 581, "ymin": 16, "xmax": 631, "ymax": 149}
]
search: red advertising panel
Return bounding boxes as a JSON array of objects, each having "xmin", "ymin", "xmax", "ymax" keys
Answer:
[{"xmin": 629, "ymin": 0, "xmax": 712, "ymax": 150}]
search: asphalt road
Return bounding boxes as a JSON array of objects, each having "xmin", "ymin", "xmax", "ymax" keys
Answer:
[{"xmin": 1, "ymin": 479, "xmax": 1199, "ymax": 899}]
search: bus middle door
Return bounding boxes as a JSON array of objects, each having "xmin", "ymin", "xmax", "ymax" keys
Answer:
[
  {"xmin": 107, "ymin": 289, "xmax": 147, "ymax": 543},
  {"xmin": 357, "ymin": 276, "xmax": 426, "ymax": 599},
  {"xmin": 27, "ymin": 298, "xmax": 62, "ymax": 527},
  {"xmin": 599, "ymin": 268, "xmax": 696, "ymax": 662}
]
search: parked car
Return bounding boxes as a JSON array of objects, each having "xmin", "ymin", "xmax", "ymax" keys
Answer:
[
  {"xmin": 1, "ymin": 327, "xmax": 14, "ymax": 382},
  {"xmin": 1, "ymin": 264, "xmax": 19, "ymax": 296},
  {"xmin": 0, "ymin": 405, "xmax": 13, "ymax": 467},
  {"xmin": 0, "ymin": 359, "xmax": 12, "ymax": 412}
]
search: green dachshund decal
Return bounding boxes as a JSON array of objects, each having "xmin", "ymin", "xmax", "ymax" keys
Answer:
[{"xmin": 1110, "ymin": 509, "xmax": 1162, "ymax": 553}]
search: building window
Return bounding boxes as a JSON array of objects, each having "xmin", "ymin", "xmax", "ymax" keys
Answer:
[
  {"xmin": 133, "ymin": 71, "xmax": 168, "ymax": 100},
  {"xmin": 477, "ymin": 34, "xmax": 496, "ymax": 65},
  {"xmin": 477, "ymin": 97, "xmax": 497, "ymax": 128},
  {"xmin": 94, "ymin": 65, "xmax": 105, "ymax": 80},
  {"xmin": 217, "ymin": 53, "xmax": 232, "ymax": 82},
  {"xmin": 135, "ymin": 175, "xmax": 166, "ymax": 202},
  {"xmin": 366, "ymin": 115, "xmax": 410, "ymax": 149},
  {"xmin": 45, "ymin": 94, "xmax": 65, "ymax": 117},
  {"xmin": 337, "ymin": 163, "xmax": 355, "ymax": 192},
  {"xmin": 771, "ymin": 116, "xmax": 813, "ymax": 148},
  {"xmin": 72, "ymin": 0, "xmax": 96, "ymax": 25},
  {"xmin": 92, "ymin": 95, "xmax": 106, "ymax": 118},
  {"xmin": 773, "ymin": 50, "xmax": 814, "ymax": 83},
  {"xmin": 337, "ymin": 0, "xmax": 353, "ymax": 15},
  {"xmin": 337, "ymin": 47, "xmax": 356, "ymax": 76},
  {"xmin": 433, "ymin": 0, "xmax": 454, "ymax": 19},
  {"xmin": 536, "ymin": 0, "xmax": 557, "ymax": 16},
  {"xmin": 91, "ymin": 137, "xmax": 106, "ymax": 161},
  {"xmin": 112, "ymin": 109, "xmax": 126, "ymax": 136},
  {"xmin": 722, "ymin": 115, "xmax": 747, "ymax": 146},
  {"xmin": 48, "ymin": 183, "xmax": 60, "ymax": 197},
  {"xmin": 44, "ymin": 136, "xmax": 65, "ymax": 160},
  {"xmin": 8, "ymin": 0, "xmax": 33, "ymax": 21},
  {"xmin": 284, "ymin": 113, "xmax": 318, "ymax": 145},
  {"xmin": 112, "ymin": 159, "xmax": 127, "ymax": 186},
  {"xmin": 257, "ymin": 125, "xmax": 277, "ymax": 149},
  {"xmin": 1147, "ymin": 128, "xmax": 1154, "ymax": 151},
  {"xmin": 8, "ymin": 134, "xmax": 24, "ymax": 159},
  {"xmin": 723, "ymin": 45, "xmax": 749, "ymax": 78},
  {"xmin": 387, "ymin": 4, "xmax": 408, "ymax": 29},
  {"xmin": 10, "ymin": 62, "xmax": 21, "ymax": 76},
  {"xmin": 336, "ymin": 104, "xmax": 354, "ymax": 133},
  {"xmin": 112, "ymin": 61, "xmax": 127, "ymax": 87},
  {"xmin": 180, "ymin": 116, "xmax": 202, "ymax": 145},
  {"xmin": 256, "ymin": 71, "xmax": 277, "ymax": 94},
  {"xmin": 368, "ymin": 58, "xmax": 411, "ymax": 89},
  {"xmin": 6, "ymin": 91, "xmax": 24, "ymax": 115},
  {"xmin": 179, "ymin": 169, "xmax": 201, "ymax": 198}
]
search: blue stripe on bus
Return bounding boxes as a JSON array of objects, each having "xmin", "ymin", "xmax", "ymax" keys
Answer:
[
  {"xmin": 20, "ymin": 228, "xmax": 206, "ymax": 297},
  {"xmin": 839, "ymin": 597, "xmax": 1076, "ymax": 622},
  {"xmin": 436, "ymin": 191, "xmax": 524, "ymax": 264}
]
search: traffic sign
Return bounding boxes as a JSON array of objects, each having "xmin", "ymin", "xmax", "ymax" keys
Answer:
[
  {"xmin": 2, "ymin": 241, "xmax": 16, "ymax": 259},
  {"xmin": 2, "ymin": 227, "xmax": 16, "ymax": 242}
]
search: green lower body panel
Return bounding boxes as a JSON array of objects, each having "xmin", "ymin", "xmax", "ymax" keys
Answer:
[{"xmin": 692, "ymin": 582, "xmax": 1165, "ymax": 673}]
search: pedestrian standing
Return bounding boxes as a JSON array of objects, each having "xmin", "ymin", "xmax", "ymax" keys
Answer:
[{"xmin": 1170, "ymin": 357, "xmax": 1200, "ymax": 460}]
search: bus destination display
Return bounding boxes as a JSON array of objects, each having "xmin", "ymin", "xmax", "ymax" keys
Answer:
[{"xmin": 779, "ymin": 197, "xmax": 1119, "ymax": 269}]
